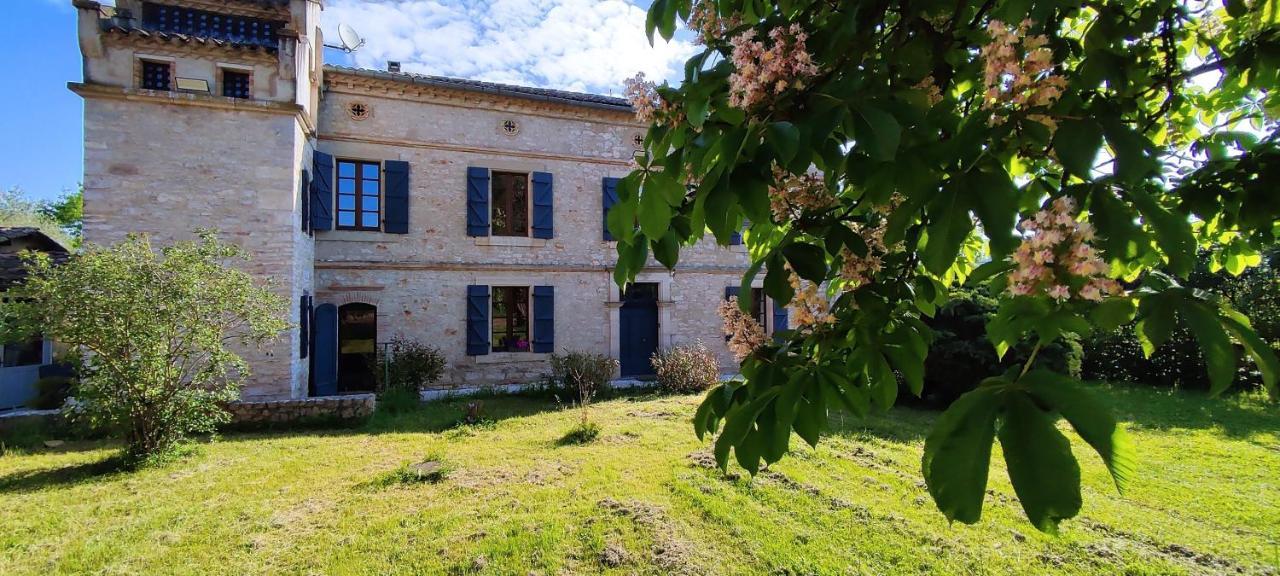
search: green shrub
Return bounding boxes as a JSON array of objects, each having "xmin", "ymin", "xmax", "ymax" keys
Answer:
[
  {"xmin": 651, "ymin": 342, "xmax": 720, "ymax": 394},
  {"xmin": 373, "ymin": 337, "xmax": 446, "ymax": 398},
  {"xmin": 919, "ymin": 287, "xmax": 1082, "ymax": 406},
  {"xmin": 548, "ymin": 350, "xmax": 618, "ymax": 404},
  {"xmin": 28, "ymin": 375, "xmax": 74, "ymax": 410}
]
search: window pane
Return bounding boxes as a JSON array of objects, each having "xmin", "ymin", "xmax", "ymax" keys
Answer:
[
  {"xmin": 362, "ymin": 163, "xmax": 380, "ymax": 179},
  {"xmin": 363, "ymin": 181, "xmax": 379, "ymax": 196},
  {"xmin": 362, "ymin": 196, "xmax": 379, "ymax": 212},
  {"xmin": 338, "ymin": 179, "xmax": 355, "ymax": 194},
  {"xmin": 338, "ymin": 162, "xmax": 356, "ymax": 178},
  {"xmin": 491, "ymin": 172, "xmax": 529, "ymax": 237},
  {"xmin": 362, "ymin": 212, "xmax": 379, "ymax": 228},
  {"xmin": 338, "ymin": 195, "xmax": 355, "ymax": 210},
  {"xmin": 338, "ymin": 212, "xmax": 355, "ymax": 227}
]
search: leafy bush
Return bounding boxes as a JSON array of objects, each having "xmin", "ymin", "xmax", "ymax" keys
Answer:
[
  {"xmin": 547, "ymin": 350, "xmax": 618, "ymax": 404},
  {"xmin": 651, "ymin": 342, "xmax": 720, "ymax": 394},
  {"xmin": 1, "ymin": 232, "xmax": 288, "ymax": 462},
  {"xmin": 919, "ymin": 288, "xmax": 1082, "ymax": 406},
  {"xmin": 28, "ymin": 376, "xmax": 74, "ymax": 410},
  {"xmin": 373, "ymin": 337, "xmax": 446, "ymax": 396}
]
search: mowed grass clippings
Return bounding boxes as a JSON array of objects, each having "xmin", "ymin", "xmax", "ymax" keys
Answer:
[{"xmin": 0, "ymin": 383, "xmax": 1277, "ymax": 575}]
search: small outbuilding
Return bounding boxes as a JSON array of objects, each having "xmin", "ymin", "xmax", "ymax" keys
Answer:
[{"xmin": 0, "ymin": 227, "xmax": 70, "ymax": 410}]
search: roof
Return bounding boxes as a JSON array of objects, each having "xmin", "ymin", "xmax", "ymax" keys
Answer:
[
  {"xmin": 325, "ymin": 66, "xmax": 634, "ymax": 113},
  {"xmin": 0, "ymin": 228, "xmax": 70, "ymax": 254},
  {"xmin": 0, "ymin": 228, "xmax": 69, "ymax": 292}
]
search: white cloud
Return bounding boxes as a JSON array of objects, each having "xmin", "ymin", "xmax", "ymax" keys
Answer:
[{"xmin": 321, "ymin": 0, "xmax": 695, "ymax": 95}]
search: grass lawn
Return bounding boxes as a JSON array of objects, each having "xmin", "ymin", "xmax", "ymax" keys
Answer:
[{"xmin": 1, "ymin": 383, "xmax": 1277, "ymax": 575}]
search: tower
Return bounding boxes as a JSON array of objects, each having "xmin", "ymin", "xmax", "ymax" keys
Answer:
[{"xmin": 70, "ymin": 0, "xmax": 326, "ymax": 399}]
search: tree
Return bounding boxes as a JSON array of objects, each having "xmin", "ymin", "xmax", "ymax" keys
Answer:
[
  {"xmin": 38, "ymin": 186, "xmax": 84, "ymax": 247},
  {"xmin": 1, "ymin": 232, "xmax": 289, "ymax": 461},
  {"xmin": 612, "ymin": 0, "xmax": 1280, "ymax": 532},
  {"xmin": 0, "ymin": 187, "xmax": 74, "ymax": 248}
]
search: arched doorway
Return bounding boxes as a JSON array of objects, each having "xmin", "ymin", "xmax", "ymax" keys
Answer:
[{"xmin": 337, "ymin": 303, "xmax": 377, "ymax": 393}]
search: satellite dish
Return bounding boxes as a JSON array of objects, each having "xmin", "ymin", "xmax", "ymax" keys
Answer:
[{"xmin": 324, "ymin": 23, "xmax": 366, "ymax": 53}]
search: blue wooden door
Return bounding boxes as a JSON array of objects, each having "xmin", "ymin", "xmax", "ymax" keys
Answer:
[
  {"xmin": 312, "ymin": 303, "xmax": 338, "ymax": 397},
  {"xmin": 619, "ymin": 283, "xmax": 659, "ymax": 377}
]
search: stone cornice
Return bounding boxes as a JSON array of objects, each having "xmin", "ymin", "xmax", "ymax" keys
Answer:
[
  {"xmin": 324, "ymin": 72, "xmax": 641, "ymax": 128},
  {"xmin": 318, "ymin": 132, "xmax": 634, "ymax": 167},
  {"xmin": 69, "ymin": 82, "xmax": 315, "ymax": 135}
]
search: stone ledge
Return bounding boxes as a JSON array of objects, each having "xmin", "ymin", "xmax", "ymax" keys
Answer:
[{"xmin": 225, "ymin": 394, "xmax": 376, "ymax": 425}]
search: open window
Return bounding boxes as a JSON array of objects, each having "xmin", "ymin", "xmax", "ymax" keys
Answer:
[
  {"xmin": 491, "ymin": 286, "xmax": 530, "ymax": 352},
  {"xmin": 491, "ymin": 172, "xmax": 529, "ymax": 237}
]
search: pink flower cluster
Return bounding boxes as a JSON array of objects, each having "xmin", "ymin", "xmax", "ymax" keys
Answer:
[
  {"xmin": 719, "ymin": 297, "xmax": 767, "ymax": 361},
  {"xmin": 980, "ymin": 19, "xmax": 1067, "ymax": 129},
  {"xmin": 914, "ymin": 75, "xmax": 943, "ymax": 107},
  {"xmin": 788, "ymin": 265, "xmax": 835, "ymax": 329},
  {"xmin": 1008, "ymin": 197, "xmax": 1122, "ymax": 302},
  {"xmin": 728, "ymin": 24, "xmax": 819, "ymax": 110},
  {"xmin": 768, "ymin": 164, "xmax": 835, "ymax": 222},
  {"xmin": 838, "ymin": 196, "xmax": 902, "ymax": 288},
  {"xmin": 624, "ymin": 72, "xmax": 682, "ymax": 126},
  {"xmin": 688, "ymin": 1, "xmax": 739, "ymax": 45}
]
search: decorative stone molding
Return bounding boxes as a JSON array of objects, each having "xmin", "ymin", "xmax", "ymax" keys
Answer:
[
  {"xmin": 102, "ymin": 29, "xmax": 281, "ymax": 64},
  {"xmin": 347, "ymin": 101, "xmax": 372, "ymax": 121},
  {"xmin": 499, "ymin": 118, "xmax": 521, "ymax": 137}
]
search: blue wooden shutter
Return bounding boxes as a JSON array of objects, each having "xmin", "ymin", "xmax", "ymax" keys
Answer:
[
  {"xmin": 383, "ymin": 160, "xmax": 410, "ymax": 234},
  {"xmin": 772, "ymin": 298, "xmax": 789, "ymax": 342},
  {"xmin": 299, "ymin": 294, "xmax": 311, "ymax": 359},
  {"xmin": 533, "ymin": 285, "xmax": 555, "ymax": 353},
  {"xmin": 312, "ymin": 303, "xmax": 338, "ymax": 396},
  {"xmin": 730, "ymin": 219, "xmax": 748, "ymax": 245},
  {"xmin": 532, "ymin": 172, "xmax": 554, "ymax": 239},
  {"xmin": 311, "ymin": 151, "xmax": 333, "ymax": 231},
  {"xmin": 300, "ymin": 170, "xmax": 311, "ymax": 233},
  {"xmin": 602, "ymin": 177, "xmax": 620, "ymax": 241},
  {"xmin": 466, "ymin": 167, "xmax": 490, "ymax": 237},
  {"xmin": 466, "ymin": 285, "xmax": 490, "ymax": 356}
]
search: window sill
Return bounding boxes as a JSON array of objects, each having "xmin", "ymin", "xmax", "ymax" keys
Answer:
[
  {"xmin": 475, "ymin": 236, "xmax": 548, "ymax": 248},
  {"xmin": 474, "ymin": 352, "xmax": 551, "ymax": 364}
]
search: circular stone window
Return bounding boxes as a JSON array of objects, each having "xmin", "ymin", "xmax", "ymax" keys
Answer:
[
  {"xmin": 500, "ymin": 119, "xmax": 521, "ymax": 137},
  {"xmin": 347, "ymin": 101, "xmax": 372, "ymax": 121},
  {"xmin": 632, "ymin": 133, "xmax": 645, "ymax": 149}
]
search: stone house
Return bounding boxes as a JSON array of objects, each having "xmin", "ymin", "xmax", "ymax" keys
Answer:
[
  {"xmin": 0, "ymin": 228, "xmax": 71, "ymax": 410},
  {"xmin": 71, "ymin": 0, "xmax": 787, "ymax": 400}
]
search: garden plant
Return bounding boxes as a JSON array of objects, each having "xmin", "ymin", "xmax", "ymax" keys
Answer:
[{"xmin": 612, "ymin": 0, "xmax": 1280, "ymax": 532}]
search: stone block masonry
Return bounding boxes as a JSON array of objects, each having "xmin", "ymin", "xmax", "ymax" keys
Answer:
[{"xmin": 225, "ymin": 394, "xmax": 376, "ymax": 425}]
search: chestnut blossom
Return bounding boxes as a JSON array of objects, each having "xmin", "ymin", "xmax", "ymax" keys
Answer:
[
  {"xmin": 688, "ymin": 1, "xmax": 740, "ymax": 45},
  {"xmin": 768, "ymin": 164, "xmax": 836, "ymax": 222},
  {"xmin": 979, "ymin": 19, "xmax": 1068, "ymax": 130},
  {"xmin": 624, "ymin": 72, "xmax": 683, "ymax": 127},
  {"xmin": 1007, "ymin": 197, "xmax": 1123, "ymax": 302},
  {"xmin": 913, "ymin": 76, "xmax": 943, "ymax": 107},
  {"xmin": 728, "ymin": 24, "xmax": 819, "ymax": 110},
  {"xmin": 719, "ymin": 297, "xmax": 767, "ymax": 361},
  {"xmin": 788, "ymin": 266, "xmax": 836, "ymax": 328}
]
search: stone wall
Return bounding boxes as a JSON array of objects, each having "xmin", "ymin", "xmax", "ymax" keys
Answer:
[
  {"xmin": 81, "ymin": 97, "xmax": 311, "ymax": 400},
  {"xmin": 225, "ymin": 393, "xmax": 375, "ymax": 425}
]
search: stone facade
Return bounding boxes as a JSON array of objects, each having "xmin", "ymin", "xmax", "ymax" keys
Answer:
[
  {"xmin": 73, "ymin": 0, "xmax": 782, "ymax": 398},
  {"xmin": 225, "ymin": 393, "xmax": 375, "ymax": 425}
]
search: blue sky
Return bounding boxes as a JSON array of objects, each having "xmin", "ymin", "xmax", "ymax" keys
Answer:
[{"xmin": 1, "ymin": 0, "xmax": 691, "ymax": 204}]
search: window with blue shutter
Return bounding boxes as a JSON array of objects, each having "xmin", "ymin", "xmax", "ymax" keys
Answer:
[
  {"xmin": 466, "ymin": 285, "xmax": 491, "ymax": 355},
  {"xmin": 466, "ymin": 167, "xmax": 490, "ymax": 237},
  {"xmin": 312, "ymin": 303, "xmax": 338, "ymax": 396},
  {"xmin": 531, "ymin": 172, "xmax": 554, "ymax": 239},
  {"xmin": 311, "ymin": 151, "xmax": 334, "ymax": 231},
  {"xmin": 384, "ymin": 160, "xmax": 410, "ymax": 234},
  {"xmin": 299, "ymin": 294, "xmax": 311, "ymax": 359},
  {"xmin": 772, "ymin": 298, "xmax": 789, "ymax": 341},
  {"xmin": 730, "ymin": 220, "xmax": 748, "ymax": 245},
  {"xmin": 602, "ymin": 177, "xmax": 620, "ymax": 241},
  {"xmin": 532, "ymin": 285, "xmax": 554, "ymax": 353},
  {"xmin": 300, "ymin": 169, "xmax": 311, "ymax": 234}
]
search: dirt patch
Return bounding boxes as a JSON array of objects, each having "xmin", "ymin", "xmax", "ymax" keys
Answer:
[
  {"xmin": 627, "ymin": 410, "xmax": 681, "ymax": 420},
  {"xmin": 450, "ymin": 467, "xmax": 514, "ymax": 489},
  {"xmin": 1081, "ymin": 519, "xmax": 1257, "ymax": 575},
  {"xmin": 761, "ymin": 470, "xmax": 822, "ymax": 496},
  {"xmin": 524, "ymin": 461, "xmax": 577, "ymax": 486},
  {"xmin": 599, "ymin": 541, "xmax": 630, "ymax": 567},
  {"xmin": 688, "ymin": 450, "xmax": 717, "ymax": 469}
]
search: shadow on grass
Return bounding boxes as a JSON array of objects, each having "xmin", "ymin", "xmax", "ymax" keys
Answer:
[
  {"xmin": 0, "ymin": 453, "xmax": 129, "ymax": 495},
  {"xmin": 1094, "ymin": 381, "xmax": 1279, "ymax": 439}
]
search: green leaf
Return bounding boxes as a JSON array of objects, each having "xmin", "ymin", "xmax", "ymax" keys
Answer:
[
  {"xmin": 1089, "ymin": 297, "xmax": 1137, "ymax": 332},
  {"xmin": 853, "ymin": 103, "xmax": 901, "ymax": 161},
  {"xmin": 922, "ymin": 187, "xmax": 974, "ymax": 275},
  {"xmin": 781, "ymin": 242, "xmax": 828, "ymax": 283},
  {"xmin": 793, "ymin": 381, "xmax": 825, "ymax": 448},
  {"xmin": 767, "ymin": 122, "xmax": 801, "ymax": 164},
  {"xmin": 652, "ymin": 231, "xmax": 680, "ymax": 269},
  {"xmin": 606, "ymin": 197, "xmax": 636, "ymax": 244},
  {"xmin": 1126, "ymin": 188, "xmax": 1196, "ymax": 277},
  {"xmin": 764, "ymin": 255, "xmax": 795, "ymax": 306},
  {"xmin": 692, "ymin": 387, "xmax": 720, "ymax": 441},
  {"xmin": 1220, "ymin": 314, "xmax": 1280, "ymax": 397},
  {"xmin": 1054, "ymin": 119, "xmax": 1104, "ymax": 179},
  {"xmin": 999, "ymin": 391, "xmax": 1083, "ymax": 533},
  {"xmin": 922, "ymin": 386, "xmax": 1001, "ymax": 525},
  {"xmin": 1022, "ymin": 370, "xmax": 1136, "ymax": 494},
  {"xmin": 639, "ymin": 182, "xmax": 673, "ymax": 239},
  {"xmin": 1178, "ymin": 299, "xmax": 1238, "ymax": 396},
  {"xmin": 968, "ymin": 168, "xmax": 1020, "ymax": 257},
  {"xmin": 966, "ymin": 260, "xmax": 1015, "ymax": 287}
]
